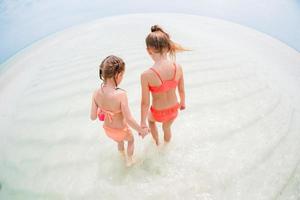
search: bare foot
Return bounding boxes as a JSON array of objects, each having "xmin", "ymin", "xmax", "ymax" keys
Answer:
[
  {"xmin": 126, "ymin": 156, "xmax": 136, "ymax": 167},
  {"xmin": 119, "ymin": 150, "xmax": 126, "ymax": 160},
  {"xmin": 152, "ymin": 139, "xmax": 159, "ymax": 146}
]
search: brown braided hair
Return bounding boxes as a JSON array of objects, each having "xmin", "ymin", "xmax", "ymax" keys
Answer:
[{"xmin": 99, "ymin": 55, "xmax": 125, "ymax": 87}]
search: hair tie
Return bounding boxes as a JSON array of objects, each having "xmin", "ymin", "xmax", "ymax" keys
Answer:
[
  {"xmin": 99, "ymin": 68, "xmax": 103, "ymax": 80},
  {"xmin": 151, "ymin": 25, "xmax": 160, "ymax": 32}
]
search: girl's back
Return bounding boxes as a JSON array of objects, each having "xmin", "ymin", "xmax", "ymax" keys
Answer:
[
  {"xmin": 147, "ymin": 60, "xmax": 182, "ymax": 109},
  {"xmin": 95, "ymin": 86, "xmax": 126, "ymax": 129}
]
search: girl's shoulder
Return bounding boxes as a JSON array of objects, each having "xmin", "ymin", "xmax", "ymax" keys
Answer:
[
  {"xmin": 115, "ymin": 88, "xmax": 129, "ymax": 103},
  {"xmin": 174, "ymin": 62, "xmax": 183, "ymax": 74},
  {"xmin": 142, "ymin": 68, "xmax": 154, "ymax": 74},
  {"xmin": 91, "ymin": 88, "xmax": 102, "ymax": 105},
  {"xmin": 141, "ymin": 68, "xmax": 154, "ymax": 79},
  {"xmin": 114, "ymin": 87, "xmax": 127, "ymax": 97},
  {"xmin": 173, "ymin": 62, "xmax": 182, "ymax": 69},
  {"xmin": 93, "ymin": 88, "xmax": 101, "ymax": 97}
]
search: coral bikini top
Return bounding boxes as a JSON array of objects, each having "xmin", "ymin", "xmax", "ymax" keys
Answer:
[
  {"xmin": 148, "ymin": 63, "xmax": 178, "ymax": 93},
  {"xmin": 98, "ymin": 107, "xmax": 121, "ymax": 122},
  {"xmin": 97, "ymin": 85, "xmax": 122, "ymax": 122}
]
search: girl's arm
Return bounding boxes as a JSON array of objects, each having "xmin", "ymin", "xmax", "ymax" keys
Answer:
[
  {"xmin": 140, "ymin": 73, "xmax": 150, "ymax": 127},
  {"xmin": 178, "ymin": 66, "xmax": 186, "ymax": 110},
  {"xmin": 90, "ymin": 91, "xmax": 98, "ymax": 120},
  {"xmin": 120, "ymin": 91, "xmax": 148, "ymax": 135}
]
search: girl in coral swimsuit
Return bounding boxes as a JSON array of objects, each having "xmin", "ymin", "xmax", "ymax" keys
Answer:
[
  {"xmin": 90, "ymin": 55, "xmax": 148, "ymax": 166},
  {"xmin": 140, "ymin": 25, "xmax": 186, "ymax": 146}
]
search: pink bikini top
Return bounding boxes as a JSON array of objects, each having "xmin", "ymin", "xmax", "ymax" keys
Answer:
[
  {"xmin": 98, "ymin": 107, "xmax": 121, "ymax": 122},
  {"xmin": 148, "ymin": 63, "xmax": 178, "ymax": 93}
]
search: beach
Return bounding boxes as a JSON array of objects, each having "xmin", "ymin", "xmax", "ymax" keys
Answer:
[{"xmin": 0, "ymin": 14, "xmax": 300, "ymax": 199}]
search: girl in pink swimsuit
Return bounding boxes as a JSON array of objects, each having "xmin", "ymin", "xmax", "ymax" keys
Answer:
[
  {"xmin": 90, "ymin": 55, "xmax": 148, "ymax": 166},
  {"xmin": 140, "ymin": 25, "xmax": 187, "ymax": 146}
]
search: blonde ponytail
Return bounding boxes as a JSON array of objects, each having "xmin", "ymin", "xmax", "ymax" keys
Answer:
[{"xmin": 146, "ymin": 25, "xmax": 189, "ymax": 60}]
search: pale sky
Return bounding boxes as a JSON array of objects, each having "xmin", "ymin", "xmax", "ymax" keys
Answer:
[{"xmin": 0, "ymin": 0, "xmax": 300, "ymax": 64}]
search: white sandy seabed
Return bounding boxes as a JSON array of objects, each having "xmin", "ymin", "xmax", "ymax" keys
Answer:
[{"xmin": 0, "ymin": 14, "xmax": 300, "ymax": 200}]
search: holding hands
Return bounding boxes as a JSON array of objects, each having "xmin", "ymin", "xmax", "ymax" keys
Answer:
[
  {"xmin": 139, "ymin": 122, "xmax": 150, "ymax": 138},
  {"xmin": 139, "ymin": 127, "xmax": 150, "ymax": 139}
]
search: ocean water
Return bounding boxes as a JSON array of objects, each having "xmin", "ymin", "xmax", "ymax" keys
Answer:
[
  {"xmin": 0, "ymin": 14, "xmax": 299, "ymax": 199},
  {"xmin": 0, "ymin": 0, "xmax": 300, "ymax": 65}
]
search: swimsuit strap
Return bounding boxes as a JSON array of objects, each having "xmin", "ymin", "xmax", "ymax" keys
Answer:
[
  {"xmin": 150, "ymin": 63, "xmax": 177, "ymax": 83},
  {"xmin": 172, "ymin": 63, "xmax": 177, "ymax": 80},
  {"xmin": 101, "ymin": 83, "xmax": 123, "ymax": 91},
  {"xmin": 150, "ymin": 68, "xmax": 164, "ymax": 83},
  {"xmin": 101, "ymin": 107, "xmax": 122, "ymax": 114},
  {"xmin": 99, "ymin": 107, "xmax": 121, "ymax": 122}
]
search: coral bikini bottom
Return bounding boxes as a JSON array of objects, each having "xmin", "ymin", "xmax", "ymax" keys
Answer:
[
  {"xmin": 103, "ymin": 125, "xmax": 132, "ymax": 142},
  {"xmin": 150, "ymin": 103, "xmax": 180, "ymax": 123}
]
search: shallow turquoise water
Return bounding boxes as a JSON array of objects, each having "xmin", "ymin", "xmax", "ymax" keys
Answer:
[{"xmin": 0, "ymin": 14, "xmax": 299, "ymax": 200}]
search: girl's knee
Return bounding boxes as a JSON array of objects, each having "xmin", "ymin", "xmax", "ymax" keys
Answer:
[
  {"xmin": 130, "ymin": 136, "xmax": 134, "ymax": 143},
  {"xmin": 163, "ymin": 119, "xmax": 174, "ymax": 130},
  {"xmin": 148, "ymin": 119, "xmax": 155, "ymax": 125},
  {"xmin": 164, "ymin": 134, "xmax": 171, "ymax": 142},
  {"xmin": 127, "ymin": 134, "xmax": 134, "ymax": 143},
  {"xmin": 162, "ymin": 124, "xmax": 171, "ymax": 131}
]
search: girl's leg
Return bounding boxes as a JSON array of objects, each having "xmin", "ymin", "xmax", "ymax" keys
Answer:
[
  {"xmin": 117, "ymin": 141, "xmax": 125, "ymax": 158},
  {"xmin": 148, "ymin": 112, "xmax": 159, "ymax": 145},
  {"xmin": 126, "ymin": 134, "xmax": 134, "ymax": 157},
  {"xmin": 125, "ymin": 133, "xmax": 134, "ymax": 166},
  {"xmin": 118, "ymin": 141, "xmax": 124, "ymax": 151},
  {"xmin": 162, "ymin": 119, "xmax": 175, "ymax": 143}
]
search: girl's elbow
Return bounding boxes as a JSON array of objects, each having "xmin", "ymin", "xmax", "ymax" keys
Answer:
[
  {"xmin": 141, "ymin": 101, "xmax": 150, "ymax": 107},
  {"xmin": 90, "ymin": 114, "xmax": 97, "ymax": 121},
  {"xmin": 126, "ymin": 116, "xmax": 135, "ymax": 124}
]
